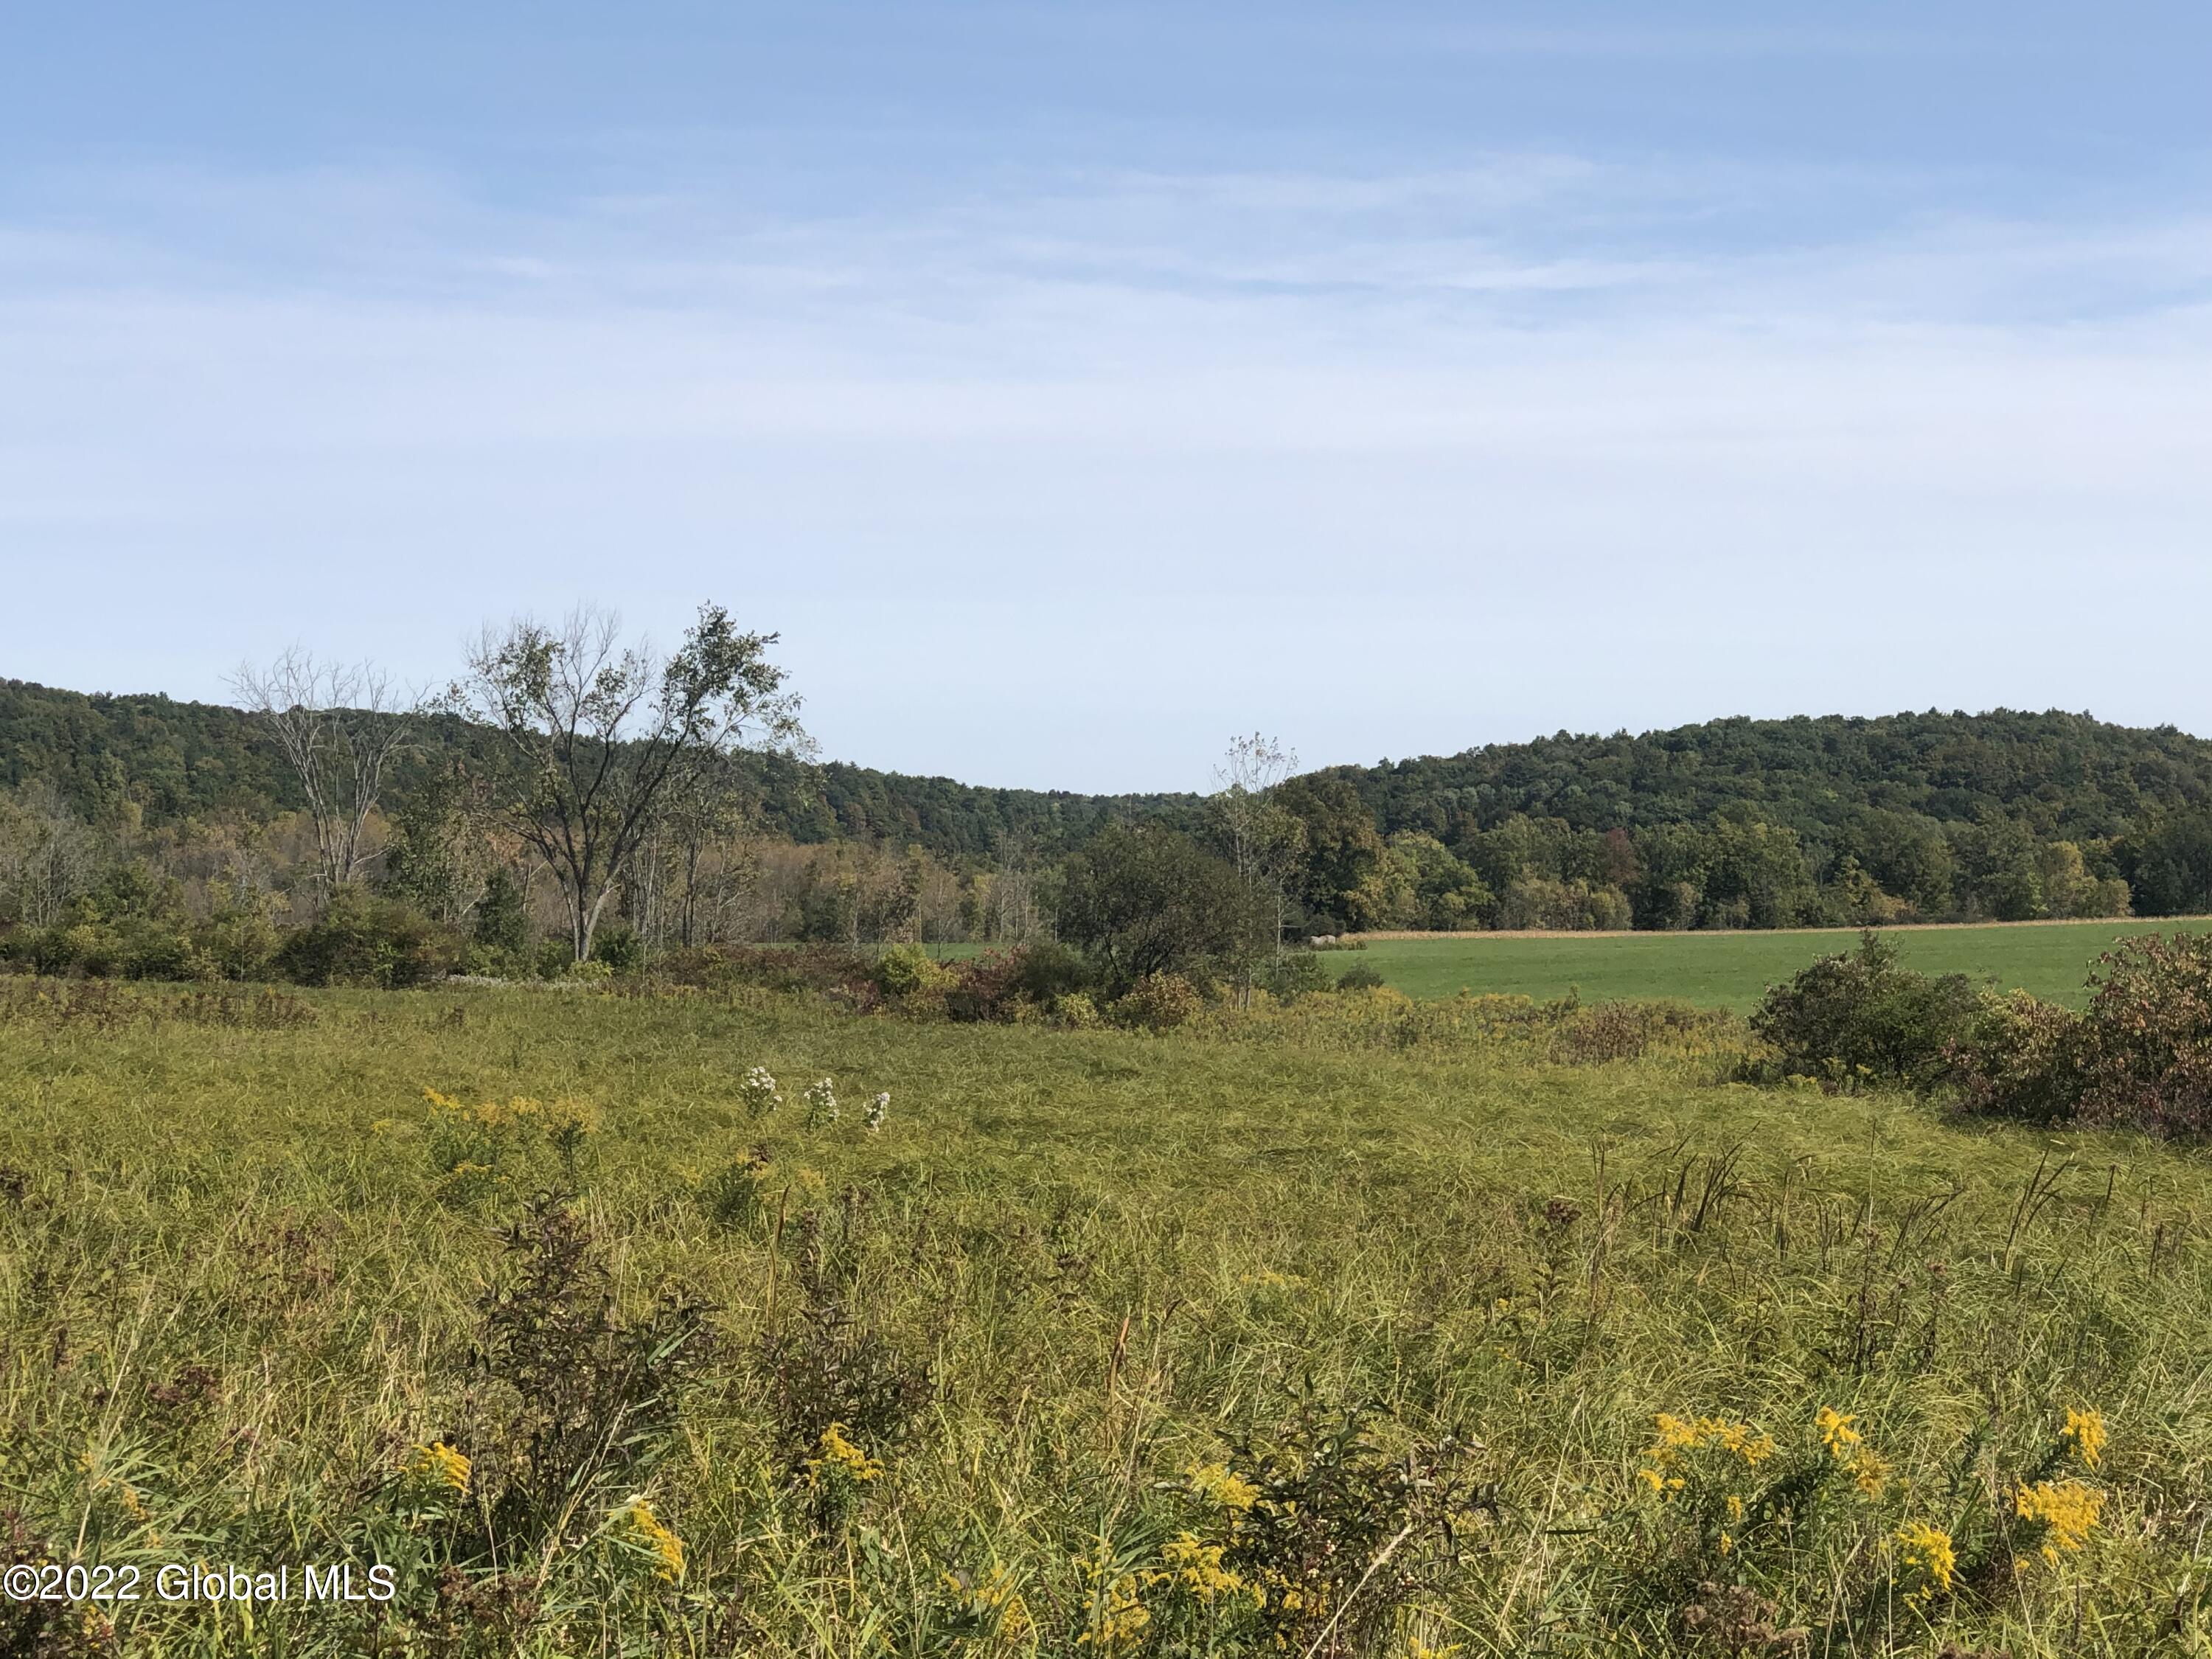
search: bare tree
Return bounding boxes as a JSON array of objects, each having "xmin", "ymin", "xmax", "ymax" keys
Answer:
[
  {"xmin": 0, "ymin": 782, "xmax": 103, "ymax": 927},
  {"xmin": 659, "ymin": 754, "xmax": 757, "ymax": 950},
  {"xmin": 1211, "ymin": 732, "xmax": 1306, "ymax": 960},
  {"xmin": 231, "ymin": 649, "xmax": 412, "ymax": 907},
  {"xmin": 983, "ymin": 827, "xmax": 1047, "ymax": 943},
  {"xmin": 445, "ymin": 603, "xmax": 807, "ymax": 961}
]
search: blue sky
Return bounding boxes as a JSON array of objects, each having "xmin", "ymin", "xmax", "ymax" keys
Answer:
[{"xmin": 4, "ymin": 3, "xmax": 2209, "ymax": 790}]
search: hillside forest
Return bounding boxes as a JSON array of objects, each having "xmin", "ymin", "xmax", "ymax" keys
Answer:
[{"xmin": 6, "ymin": 603, "xmax": 2212, "ymax": 988}]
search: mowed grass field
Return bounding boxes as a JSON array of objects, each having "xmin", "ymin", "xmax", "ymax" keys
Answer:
[
  {"xmin": 3, "ymin": 978, "xmax": 2210, "ymax": 1655},
  {"xmin": 1334, "ymin": 917, "xmax": 2212, "ymax": 1011}
]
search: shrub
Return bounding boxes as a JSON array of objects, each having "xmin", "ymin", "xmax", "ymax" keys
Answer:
[
  {"xmin": 271, "ymin": 889, "xmax": 460, "ymax": 989},
  {"xmin": 1950, "ymin": 990, "xmax": 2087, "ymax": 1123},
  {"xmin": 1200, "ymin": 1405, "xmax": 1473, "ymax": 1654},
  {"xmin": 1335, "ymin": 961, "xmax": 1387, "ymax": 991},
  {"xmin": 474, "ymin": 866, "xmax": 532, "ymax": 953},
  {"xmin": 1114, "ymin": 971, "xmax": 1203, "ymax": 1031},
  {"xmin": 1749, "ymin": 931, "xmax": 1980, "ymax": 1089},
  {"xmin": 1254, "ymin": 950, "xmax": 1332, "ymax": 1000},
  {"xmin": 1055, "ymin": 990, "xmax": 1104, "ymax": 1029},
  {"xmin": 1950, "ymin": 933, "xmax": 2212, "ymax": 1134},
  {"xmin": 2072, "ymin": 933, "xmax": 2212, "ymax": 1135},
  {"xmin": 590, "ymin": 925, "xmax": 644, "ymax": 974},
  {"xmin": 874, "ymin": 943, "xmax": 958, "ymax": 1014},
  {"xmin": 940, "ymin": 944, "xmax": 1092, "ymax": 1023}
]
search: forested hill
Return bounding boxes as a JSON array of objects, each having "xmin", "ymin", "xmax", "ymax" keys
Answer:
[
  {"xmin": 1326, "ymin": 711, "xmax": 2212, "ymax": 845},
  {"xmin": 0, "ymin": 678, "xmax": 1193, "ymax": 858},
  {"xmin": 8, "ymin": 677, "xmax": 2212, "ymax": 883}
]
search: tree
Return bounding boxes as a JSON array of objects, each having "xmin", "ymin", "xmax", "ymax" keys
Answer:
[
  {"xmin": 473, "ymin": 866, "xmax": 532, "ymax": 953},
  {"xmin": 1276, "ymin": 776, "xmax": 1389, "ymax": 933},
  {"xmin": 444, "ymin": 603, "xmax": 806, "ymax": 961},
  {"xmin": 661, "ymin": 756, "xmax": 757, "ymax": 950},
  {"xmin": 1208, "ymin": 733, "xmax": 1306, "ymax": 967},
  {"xmin": 0, "ymin": 782, "xmax": 102, "ymax": 927},
  {"xmin": 1056, "ymin": 825, "xmax": 1261, "ymax": 992},
  {"xmin": 231, "ymin": 649, "xmax": 412, "ymax": 908},
  {"xmin": 2122, "ymin": 813, "xmax": 2212, "ymax": 917}
]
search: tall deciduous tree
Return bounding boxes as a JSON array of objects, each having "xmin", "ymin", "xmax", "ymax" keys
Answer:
[
  {"xmin": 445, "ymin": 603, "xmax": 806, "ymax": 961},
  {"xmin": 1209, "ymin": 733, "xmax": 1305, "ymax": 960},
  {"xmin": 231, "ymin": 650, "xmax": 412, "ymax": 908}
]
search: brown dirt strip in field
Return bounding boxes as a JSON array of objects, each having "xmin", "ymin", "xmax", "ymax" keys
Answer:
[{"xmin": 1340, "ymin": 916, "xmax": 2212, "ymax": 943}]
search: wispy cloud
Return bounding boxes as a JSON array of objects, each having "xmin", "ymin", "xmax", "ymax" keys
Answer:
[{"xmin": 4, "ymin": 147, "xmax": 2210, "ymax": 784}]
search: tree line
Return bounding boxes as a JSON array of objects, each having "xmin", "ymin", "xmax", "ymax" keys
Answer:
[{"xmin": 7, "ymin": 625, "xmax": 2212, "ymax": 989}]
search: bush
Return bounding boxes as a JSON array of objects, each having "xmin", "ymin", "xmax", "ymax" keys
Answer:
[
  {"xmin": 271, "ymin": 889, "xmax": 460, "ymax": 989},
  {"xmin": 1255, "ymin": 950, "xmax": 1333, "ymax": 1000},
  {"xmin": 942, "ymin": 943, "xmax": 1093, "ymax": 1023},
  {"xmin": 2072, "ymin": 933, "xmax": 2212, "ymax": 1135},
  {"xmin": 474, "ymin": 866, "xmax": 532, "ymax": 953},
  {"xmin": 1335, "ymin": 961, "xmax": 1387, "ymax": 991},
  {"xmin": 590, "ymin": 924, "xmax": 644, "ymax": 974},
  {"xmin": 1950, "ymin": 934, "xmax": 2212, "ymax": 1134},
  {"xmin": 1950, "ymin": 990, "xmax": 2086, "ymax": 1123},
  {"xmin": 1057, "ymin": 825, "xmax": 1262, "ymax": 992},
  {"xmin": 1055, "ymin": 990, "xmax": 1104, "ymax": 1029},
  {"xmin": 874, "ymin": 943, "xmax": 959, "ymax": 1015},
  {"xmin": 1113, "ymin": 971, "xmax": 1203, "ymax": 1030},
  {"xmin": 1749, "ymin": 931, "xmax": 1980, "ymax": 1089}
]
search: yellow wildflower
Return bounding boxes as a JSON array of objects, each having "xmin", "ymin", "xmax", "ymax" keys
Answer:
[
  {"xmin": 615, "ymin": 1498, "xmax": 686, "ymax": 1582},
  {"xmin": 403, "ymin": 1441, "xmax": 472, "ymax": 1495},
  {"xmin": 2062, "ymin": 1408, "xmax": 2107, "ymax": 1470},
  {"xmin": 1076, "ymin": 1551, "xmax": 1152, "ymax": 1654},
  {"xmin": 1816, "ymin": 1406, "xmax": 1861, "ymax": 1458},
  {"xmin": 1644, "ymin": 1413, "xmax": 1773, "ymax": 1484},
  {"xmin": 2015, "ymin": 1479, "xmax": 2103, "ymax": 1565},
  {"xmin": 942, "ymin": 1565, "xmax": 1032, "ymax": 1638},
  {"xmin": 1159, "ymin": 1532, "xmax": 1257, "ymax": 1606},
  {"xmin": 806, "ymin": 1422, "xmax": 885, "ymax": 1487},
  {"xmin": 1186, "ymin": 1460, "xmax": 1260, "ymax": 1514},
  {"xmin": 1894, "ymin": 1520, "xmax": 1955, "ymax": 1605},
  {"xmin": 1851, "ymin": 1450, "xmax": 1891, "ymax": 1498}
]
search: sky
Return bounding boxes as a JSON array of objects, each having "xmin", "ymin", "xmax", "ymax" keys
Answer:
[{"xmin": 3, "ymin": 1, "xmax": 2210, "ymax": 792}]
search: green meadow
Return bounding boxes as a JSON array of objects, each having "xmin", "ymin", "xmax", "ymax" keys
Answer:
[
  {"xmin": 3, "ymin": 978, "xmax": 2206, "ymax": 1655},
  {"xmin": 1331, "ymin": 918, "xmax": 2212, "ymax": 1011}
]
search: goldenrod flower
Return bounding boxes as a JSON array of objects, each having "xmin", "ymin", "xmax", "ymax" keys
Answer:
[
  {"xmin": 1815, "ymin": 1406, "xmax": 1860, "ymax": 1457},
  {"xmin": 942, "ymin": 1565, "xmax": 1032, "ymax": 1638},
  {"xmin": 2062, "ymin": 1408, "xmax": 2107, "ymax": 1470},
  {"xmin": 1851, "ymin": 1449, "xmax": 1891, "ymax": 1497},
  {"xmin": 1159, "ymin": 1532, "xmax": 1257, "ymax": 1606},
  {"xmin": 1075, "ymin": 1547, "xmax": 1152, "ymax": 1653},
  {"xmin": 402, "ymin": 1441, "xmax": 472, "ymax": 1495},
  {"xmin": 2016, "ymin": 1479, "xmax": 2103, "ymax": 1565},
  {"xmin": 1894, "ymin": 1520, "xmax": 1955, "ymax": 1605},
  {"xmin": 1186, "ymin": 1460, "xmax": 1259, "ymax": 1514},
  {"xmin": 1646, "ymin": 1413, "xmax": 1773, "ymax": 1473},
  {"xmin": 806, "ymin": 1422, "xmax": 885, "ymax": 1487},
  {"xmin": 615, "ymin": 1498, "xmax": 686, "ymax": 1582}
]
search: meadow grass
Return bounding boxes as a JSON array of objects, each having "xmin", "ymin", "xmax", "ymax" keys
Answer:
[
  {"xmin": 2, "ymin": 980, "xmax": 2210, "ymax": 1655},
  {"xmin": 1332, "ymin": 918, "xmax": 2212, "ymax": 1010}
]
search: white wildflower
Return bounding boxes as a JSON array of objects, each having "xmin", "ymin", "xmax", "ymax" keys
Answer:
[
  {"xmin": 865, "ymin": 1091, "xmax": 890, "ymax": 1131},
  {"xmin": 739, "ymin": 1066, "xmax": 782, "ymax": 1118},
  {"xmin": 803, "ymin": 1077, "xmax": 838, "ymax": 1127}
]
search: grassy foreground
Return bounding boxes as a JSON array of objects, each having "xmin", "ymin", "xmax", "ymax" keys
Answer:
[
  {"xmin": 3, "ymin": 981, "xmax": 2210, "ymax": 1656},
  {"xmin": 1334, "ymin": 918, "xmax": 2212, "ymax": 1010}
]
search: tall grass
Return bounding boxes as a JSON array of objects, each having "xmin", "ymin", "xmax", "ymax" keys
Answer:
[{"xmin": 2, "ymin": 981, "xmax": 2208, "ymax": 1655}]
